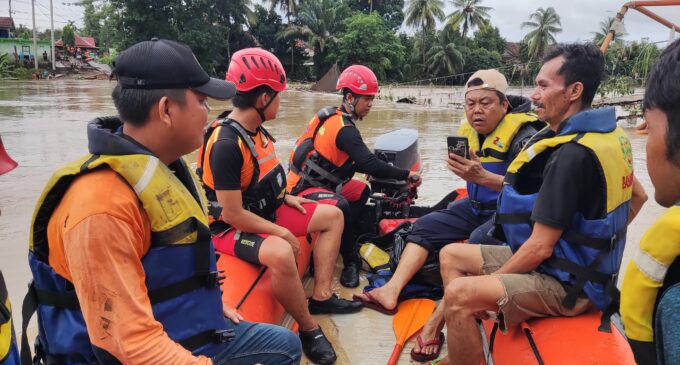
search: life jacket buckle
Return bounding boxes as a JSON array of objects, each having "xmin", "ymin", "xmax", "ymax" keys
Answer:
[
  {"xmin": 0, "ymin": 301, "xmax": 9, "ymax": 324},
  {"xmin": 206, "ymin": 270, "xmax": 226, "ymax": 288},
  {"xmin": 610, "ymin": 233, "xmax": 617, "ymax": 251},
  {"xmin": 214, "ymin": 329, "xmax": 235, "ymax": 343}
]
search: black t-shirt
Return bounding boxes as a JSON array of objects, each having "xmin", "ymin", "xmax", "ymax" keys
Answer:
[
  {"xmin": 209, "ymin": 123, "xmax": 252, "ymax": 191},
  {"xmin": 513, "ymin": 129, "xmax": 606, "ymax": 230},
  {"xmin": 335, "ymin": 124, "xmax": 410, "ymax": 180}
]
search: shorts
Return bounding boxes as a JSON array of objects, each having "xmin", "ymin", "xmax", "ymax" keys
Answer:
[
  {"xmin": 212, "ymin": 202, "xmax": 318, "ymax": 264},
  {"xmin": 479, "ymin": 245, "xmax": 594, "ymax": 332},
  {"xmin": 406, "ymin": 198, "xmax": 499, "ymax": 253}
]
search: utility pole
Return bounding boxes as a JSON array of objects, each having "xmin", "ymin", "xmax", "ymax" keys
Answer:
[
  {"xmin": 32, "ymin": 0, "xmax": 38, "ymax": 69},
  {"xmin": 8, "ymin": 0, "xmax": 11, "ymax": 18},
  {"xmin": 50, "ymin": 0, "xmax": 55, "ymax": 70}
]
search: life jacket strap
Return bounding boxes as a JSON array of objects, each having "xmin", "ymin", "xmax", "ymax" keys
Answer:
[
  {"xmin": 178, "ymin": 328, "xmax": 235, "ymax": 351},
  {"xmin": 469, "ymin": 199, "xmax": 497, "ymax": 212},
  {"xmin": 21, "ymin": 283, "xmax": 40, "ymax": 365},
  {"xmin": 476, "ymin": 148, "xmax": 508, "ymax": 161},
  {"xmin": 493, "ymin": 212, "xmax": 531, "ymax": 225}
]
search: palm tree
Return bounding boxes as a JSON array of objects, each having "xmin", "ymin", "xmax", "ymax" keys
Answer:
[
  {"xmin": 521, "ymin": 7, "xmax": 562, "ymax": 61},
  {"xmin": 405, "ymin": 0, "xmax": 445, "ymax": 68},
  {"xmin": 447, "ymin": 0, "xmax": 491, "ymax": 39},
  {"xmin": 592, "ymin": 16, "xmax": 627, "ymax": 46},
  {"xmin": 267, "ymin": 0, "xmax": 300, "ymax": 22},
  {"xmin": 279, "ymin": 0, "xmax": 343, "ymax": 54},
  {"xmin": 426, "ymin": 25, "xmax": 464, "ymax": 76}
]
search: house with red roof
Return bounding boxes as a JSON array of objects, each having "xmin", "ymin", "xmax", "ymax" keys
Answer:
[{"xmin": 0, "ymin": 17, "xmax": 16, "ymax": 38}]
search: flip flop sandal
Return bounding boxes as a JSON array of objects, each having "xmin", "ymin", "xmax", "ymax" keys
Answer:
[
  {"xmin": 410, "ymin": 331, "xmax": 445, "ymax": 362},
  {"xmin": 351, "ymin": 292, "xmax": 397, "ymax": 315}
]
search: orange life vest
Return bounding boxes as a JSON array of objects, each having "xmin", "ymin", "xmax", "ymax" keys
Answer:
[
  {"xmin": 198, "ymin": 119, "xmax": 286, "ymax": 221},
  {"xmin": 287, "ymin": 107, "xmax": 356, "ymax": 195}
]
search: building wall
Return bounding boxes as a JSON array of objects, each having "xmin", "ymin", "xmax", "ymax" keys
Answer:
[{"xmin": 0, "ymin": 38, "xmax": 53, "ymax": 59}]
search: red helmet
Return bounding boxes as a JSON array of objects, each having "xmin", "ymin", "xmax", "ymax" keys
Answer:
[
  {"xmin": 226, "ymin": 48, "xmax": 287, "ymax": 93},
  {"xmin": 336, "ymin": 65, "xmax": 379, "ymax": 96}
]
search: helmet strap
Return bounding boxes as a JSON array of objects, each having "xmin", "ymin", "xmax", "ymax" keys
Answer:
[{"xmin": 255, "ymin": 92, "xmax": 278, "ymax": 123}]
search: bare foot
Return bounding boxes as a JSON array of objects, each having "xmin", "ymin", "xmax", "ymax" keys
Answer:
[
  {"xmin": 353, "ymin": 284, "xmax": 399, "ymax": 311},
  {"xmin": 425, "ymin": 355, "xmax": 450, "ymax": 365},
  {"xmin": 413, "ymin": 321, "xmax": 444, "ymax": 356}
]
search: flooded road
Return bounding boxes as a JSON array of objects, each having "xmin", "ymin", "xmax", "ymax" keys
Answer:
[{"xmin": 0, "ymin": 80, "xmax": 665, "ymax": 364}]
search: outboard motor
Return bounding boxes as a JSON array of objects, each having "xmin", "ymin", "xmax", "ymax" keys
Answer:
[{"xmin": 362, "ymin": 129, "xmax": 421, "ymax": 225}]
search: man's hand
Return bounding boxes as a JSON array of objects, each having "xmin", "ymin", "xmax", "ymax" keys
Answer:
[
  {"xmin": 447, "ymin": 147, "xmax": 488, "ymax": 184},
  {"xmin": 407, "ymin": 171, "xmax": 422, "ymax": 187},
  {"xmin": 284, "ymin": 194, "xmax": 317, "ymax": 214},
  {"xmin": 223, "ymin": 305, "xmax": 244, "ymax": 324},
  {"xmin": 276, "ymin": 226, "xmax": 301, "ymax": 259}
]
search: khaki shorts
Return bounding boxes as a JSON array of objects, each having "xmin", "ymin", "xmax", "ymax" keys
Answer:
[{"xmin": 479, "ymin": 245, "xmax": 593, "ymax": 332}]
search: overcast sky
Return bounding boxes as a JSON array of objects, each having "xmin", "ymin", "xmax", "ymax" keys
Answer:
[{"xmin": 2, "ymin": 0, "xmax": 679, "ymax": 45}]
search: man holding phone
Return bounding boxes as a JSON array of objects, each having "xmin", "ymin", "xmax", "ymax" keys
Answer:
[{"xmin": 354, "ymin": 69, "xmax": 543, "ymax": 360}]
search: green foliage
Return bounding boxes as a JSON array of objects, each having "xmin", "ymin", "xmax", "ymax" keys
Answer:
[
  {"xmin": 332, "ymin": 13, "xmax": 405, "ymax": 80},
  {"xmin": 347, "ymin": 0, "xmax": 405, "ymax": 30},
  {"xmin": 280, "ymin": 0, "xmax": 351, "ymax": 78},
  {"xmin": 604, "ymin": 41, "xmax": 661, "ymax": 84},
  {"xmin": 82, "ymin": 0, "xmax": 120, "ymax": 51},
  {"xmin": 471, "ymin": 25, "xmax": 505, "ymax": 55},
  {"xmin": 15, "ymin": 25, "xmax": 32, "ymax": 39},
  {"xmin": 106, "ymin": 0, "xmax": 256, "ymax": 76},
  {"xmin": 0, "ymin": 54, "xmax": 16, "ymax": 79},
  {"xmin": 62, "ymin": 23, "xmax": 76, "ymax": 48},
  {"xmin": 521, "ymin": 7, "xmax": 562, "ymax": 61},
  {"xmin": 405, "ymin": 0, "xmax": 445, "ymax": 31},
  {"xmin": 447, "ymin": 0, "xmax": 491, "ymax": 39},
  {"xmin": 14, "ymin": 67, "xmax": 35, "ymax": 80},
  {"xmin": 597, "ymin": 75, "xmax": 635, "ymax": 99},
  {"xmin": 592, "ymin": 17, "xmax": 627, "ymax": 47},
  {"xmin": 425, "ymin": 25, "xmax": 464, "ymax": 77},
  {"xmin": 463, "ymin": 47, "xmax": 501, "ymax": 74}
]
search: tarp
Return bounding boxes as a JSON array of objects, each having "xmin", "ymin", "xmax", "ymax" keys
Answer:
[{"xmin": 311, "ymin": 64, "xmax": 340, "ymax": 93}]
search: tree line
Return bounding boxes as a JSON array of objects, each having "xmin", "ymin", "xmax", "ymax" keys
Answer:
[{"xmin": 21, "ymin": 0, "xmax": 662, "ymax": 87}]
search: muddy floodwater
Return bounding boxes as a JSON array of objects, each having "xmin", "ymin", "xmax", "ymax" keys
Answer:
[{"xmin": 0, "ymin": 80, "xmax": 665, "ymax": 364}]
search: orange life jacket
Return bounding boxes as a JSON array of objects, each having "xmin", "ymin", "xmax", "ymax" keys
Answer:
[
  {"xmin": 287, "ymin": 107, "xmax": 356, "ymax": 195},
  {"xmin": 198, "ymin": 119, "xmax": 286, "ymax": 221}
]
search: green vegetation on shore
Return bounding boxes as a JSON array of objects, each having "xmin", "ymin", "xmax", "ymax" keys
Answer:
[{"xmin": 8, "ymin": 0, "xmax": 662, "ymax": 91}]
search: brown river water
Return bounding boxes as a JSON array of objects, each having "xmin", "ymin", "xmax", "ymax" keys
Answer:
[{"xmin": 0, "ymin": 80, "xmax": 666, "ymax": 364}]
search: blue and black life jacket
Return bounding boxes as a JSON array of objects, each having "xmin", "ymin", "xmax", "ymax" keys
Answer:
[
  {"xmin": 21, "ymin": 117, "xmax": 233, "ymax": 365},
  {"xmin": 495, "ymin": 108, "xmax": 633, "ymax": 329}
]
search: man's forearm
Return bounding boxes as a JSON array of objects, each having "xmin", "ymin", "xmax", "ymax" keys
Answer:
[
  {"xmin": 495, "ymin": 222, "xmax": 562, "ymax": 274},
  {"xmin": 479, "ymin": 171, "xmax": 504, "ymax": 192},
  {"xmin": 628, "ymin": 176, "xmax": 647, "ymax": 224}
]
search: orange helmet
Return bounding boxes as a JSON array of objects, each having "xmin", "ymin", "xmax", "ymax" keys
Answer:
[
  {"xmin": 336, "ymin": 65, "xmax": 379, "ymax": 96},
  {"xmin": 226, "ymin": 48, "xmax": 287, "ymax": 93}
]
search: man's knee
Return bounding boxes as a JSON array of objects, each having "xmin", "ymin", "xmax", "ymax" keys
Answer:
[
  {"xmin": 315, "ymin": 204, "xmax": 344, "ymax": 229},
  {"xmin": 439, "ymin": 244, "xmax": 463, "ymax": 271},
  {"xmin": 444, "ymin": 278, "xmax": 477, "ymax": 314},
  {"xmin": 262, "ymin": 237, "xmax": 295, "ymax": 268}
]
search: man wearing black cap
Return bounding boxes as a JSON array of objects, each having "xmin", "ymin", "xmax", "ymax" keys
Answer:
[{"xmin": 21, "ymin": 39, "xmax": 302, "ymax": 365}]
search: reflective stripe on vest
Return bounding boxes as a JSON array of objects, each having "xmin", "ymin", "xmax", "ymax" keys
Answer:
[
  {"xmin": 24, "ymin": 142, "xmax": 231, "ymax": 363},
  {"xmin": 621, "ymin": 203, "xmax": 680, "ymax": 341},
  {"xmin": 497, "ymin": 109, "xmax": 633, "ymax": 313},
  {"xmin": 287, "ymin": 107, "xmax": 356, "ymax": 194},
  {"xmin": 458, "ymin": 112, "xmax": 541, "ymax": 215}
]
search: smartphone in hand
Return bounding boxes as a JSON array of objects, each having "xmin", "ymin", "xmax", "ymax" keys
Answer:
[{"xmin": 447, "ymin": 136, "xmax": 470, "ymax": 159}]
